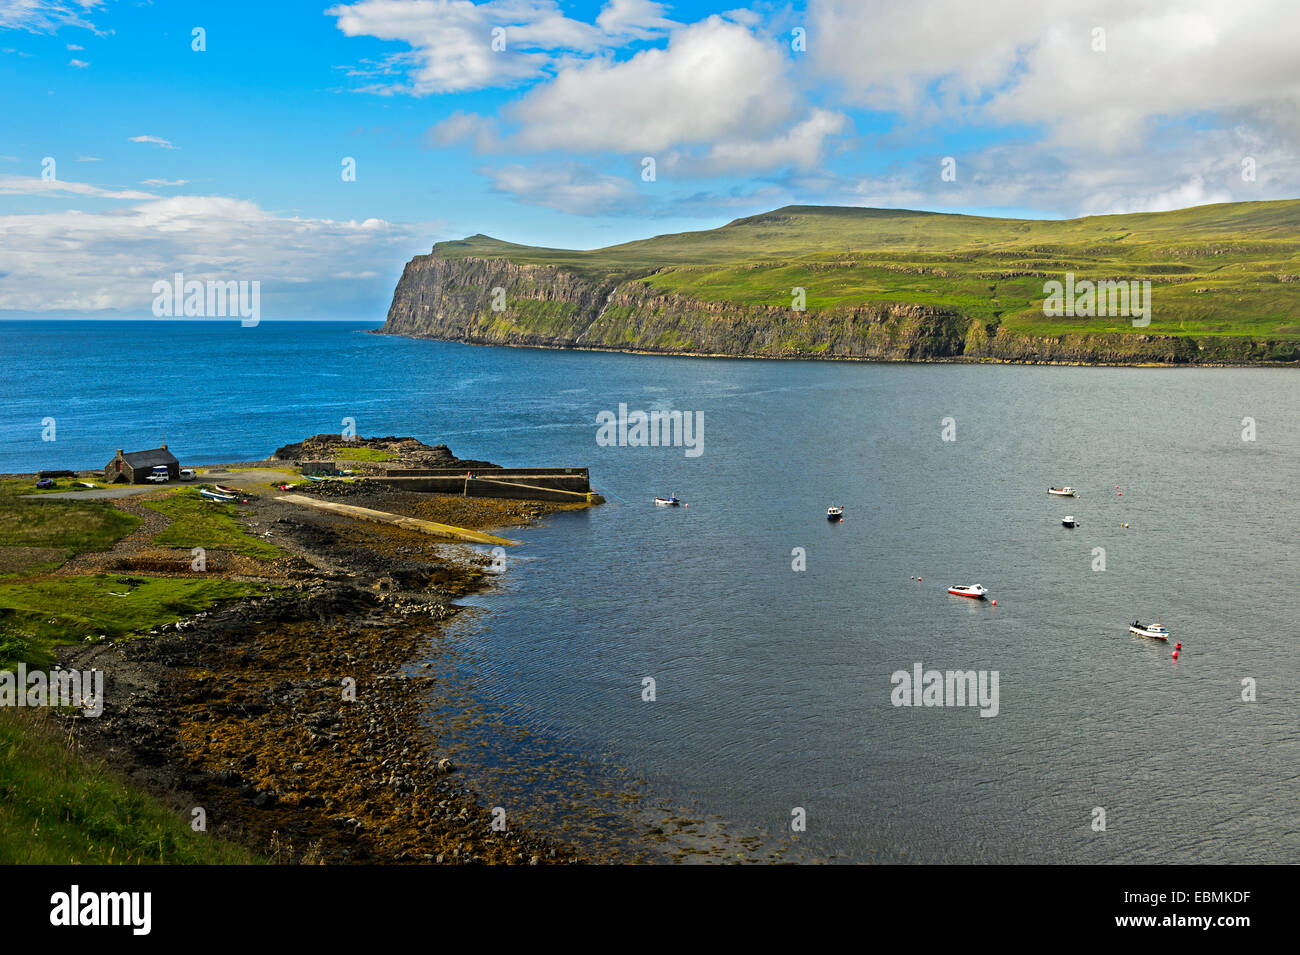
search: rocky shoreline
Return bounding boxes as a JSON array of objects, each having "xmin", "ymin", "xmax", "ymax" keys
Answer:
[{"xmin": 53, "ymin": 441, "xmax": 599, "ymax": 864}]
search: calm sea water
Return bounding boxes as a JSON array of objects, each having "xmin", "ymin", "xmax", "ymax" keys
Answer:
[{"xmin": 4, "ymin": 320, "xmax": 1298, "ymax": 863}]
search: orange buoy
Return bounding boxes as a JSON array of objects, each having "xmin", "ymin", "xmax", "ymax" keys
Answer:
[
  {"xmin": 991, "ymin": 599, "xmax": 997, "ymax": 606},
  {"xmin": 917, "ymin": 577, "xmax": 922, "ymax": 582}
]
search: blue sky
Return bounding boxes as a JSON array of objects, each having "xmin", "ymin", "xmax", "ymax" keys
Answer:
[{"xmin": 2, "ymin": 0, "xmax": 1298, "ymax": 318}]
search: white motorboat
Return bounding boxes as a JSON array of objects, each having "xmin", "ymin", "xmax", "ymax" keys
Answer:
[
  {"xmin": 1061, "ymin": 516, "xmax": 1077, "ymax": 527},
  {"xmin": 1129, "ymin": 621, "xmax": 1170, "ymax": 641},
  {"xmin": 654, "ymin": 495, "xmax": 680, "ymax": 506},
  {"xmin": 947, "ymin": 584, "xmax": 988, "ymax": 599},
  {"xmin": 827, "ymin": 505, "xmax": 844, "ymax": 521},
  {"xmin": 1048, "ymin": 487, "xmax": 1076, "ymax": 497}
]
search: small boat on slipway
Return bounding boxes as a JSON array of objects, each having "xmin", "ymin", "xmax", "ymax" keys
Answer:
[
  {"xmin": 199, "ymin": 487, "xmax": 236, "ymax": 502},
  {"xmin": 1049, "ymin": 486, "xmax": 1077, "ymax": 497},
  {"xmin": 1130, "ymin": 621, "xmax": 1170, "ymax": 641},
  {"xmin": 947, "ymin": 584, "xmax": 988, "ymax": 600},
  {"xmin": 827, "ymin": 505, "xmax": 844, "ymax": 521}
]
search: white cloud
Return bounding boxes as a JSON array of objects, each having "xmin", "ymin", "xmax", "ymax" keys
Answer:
[
  {"xmin": 329, "ymin": 0, "xmax": 609, "ymax": 94},
  {"xmin": 595, "ymin": 0, "xmax": 674, "ymax": 40},
  {"xmin": 128, "ymin": 135, "xmax": 175, "ymax": 148},
  {"xmin": 0, "ymin": 175, "xmax": 154, "ymax": 200},
  {"xmin": 807, "ymin": 0, "xmax": 1300, "ymax": 152},
  {"xmin": 672, "ymin": 108, "xmax": 851, "ymax": 177},
  {"xmin": 508, "ymin": 16, "xmax": 802, "ymax": 154},
  {"xmin": 0, "ymin": 194, "xmax": 428, "ymax": 313},
  {"xmin": 68, "ymin": 57, "xmax": 87, "ymax": 67},
  {"xmin": 0, "ymin": 0, "xmax": 101, "ymax": 33},
  {"xmin": 429, "ymin": 111, "xmax": 501, "ymax": 152},
  {"xmin": 66, "ymin": 42, "xmax": 83, "ymax": 50},
  {"xmin": 485, "ymin": 162, "xmax": 637, "ymax": 214},
  {"xmin": 141, "ymin": 178, "xmax": 190, "ymax": 187},
  {"xmin": 76, "ymin": 155, "xmax": 101, "ymax": 161}
]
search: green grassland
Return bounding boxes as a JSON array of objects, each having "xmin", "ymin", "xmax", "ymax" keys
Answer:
[
  {"xmin": 0, "ymin": 479, "xmax": 141, "ymax": 578},
  {"xmin": 431, "ymin": 200, "xmax": 1300, "ymax": 344},
  {"xmin": 142, "ymin": 487, "xmax": 282, "ymax": 558},
  {"xmin": 0, "ymin": 485, "xmax": 270, "ymax": 864},
  {"xmin": 1, "ymin": 484, "xmax": 275, "ymax": 667},
  {"xmin": 0, "ymin": 574, "xmax": 267, "ymax": 670},
  {"xmin": 0, "ymin": 707, "xmax": 258, "ymax": 864}
]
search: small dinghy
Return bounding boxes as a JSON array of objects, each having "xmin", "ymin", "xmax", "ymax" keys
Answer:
[
  {"xmin": 947, "ymin": 584, "xmax": 988, "ymax": 600},
  {"xmin": 200, "ymin": 487, "xmax": 237, "ymax": 502},
  {"xmin": 827, "ymin": 505, "xmax": 844, "ymax": 521},
  {"xmin": 654, "ymin": 495, "xmax": 680, "ymax": 506},
  {"xmin": 1061, "ymin": 516, "xmax": 1077, "ymax": 528},
  {"xmin": 214, "ymin": 484, "xmax": 240, "ymax": 495},
  {"xmin": 1048, "ymin": 487, "xmax": 1077, "ymax": 497},
  {"xmin": 1129, "ymin": 620, "xmax": 1170, "ymax": 641}
]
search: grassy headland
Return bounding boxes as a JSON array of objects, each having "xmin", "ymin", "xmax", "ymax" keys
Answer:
[{"xmin": 383, "ymin": 199, "xmax": 1300, "ymax": 363}]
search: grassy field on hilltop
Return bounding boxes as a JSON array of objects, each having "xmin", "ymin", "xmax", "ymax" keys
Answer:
[{"xmin": 429, "ymin": 200, "xmax": 1300, "ymax": 342}]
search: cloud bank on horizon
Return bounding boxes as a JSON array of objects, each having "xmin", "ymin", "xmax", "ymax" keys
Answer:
[{"xmin": 1, "ymin": 0, "xmax": 1298, "ymax": 316}]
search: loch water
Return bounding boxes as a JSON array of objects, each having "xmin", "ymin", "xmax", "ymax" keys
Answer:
[{"xmin": 4, "ymin": 320, "xmax": 1297, "ymax": 863}]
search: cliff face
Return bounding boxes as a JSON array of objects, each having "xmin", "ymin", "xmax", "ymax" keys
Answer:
[
  {"xmin": 382, "ymin": 253, "xmax": 975, "ymax": 360},
  {"xmin": 379, "ymin": 253, "xmax": 1299, "ymax": 365}
]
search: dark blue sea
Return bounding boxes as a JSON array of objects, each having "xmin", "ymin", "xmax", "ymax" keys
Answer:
[{"xmin": 3, "ymin": 320, "xmax": 1298, "ymax": 863}]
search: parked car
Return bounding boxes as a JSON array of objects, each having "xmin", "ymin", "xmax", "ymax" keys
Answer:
[
  {"xmin": 35, "ymin": 478, "xmax": 55, "ymax": 489},
  {"xmin": 179, "ymin": 468, "xmax": 196, "ymax": 481},
  {"xmin": 146, "ymin": 466, "xmax": 171, "ymax": 484}
]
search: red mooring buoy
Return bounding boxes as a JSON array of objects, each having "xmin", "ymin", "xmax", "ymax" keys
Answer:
[{"xmin": 1172, "ymin": 650, "xmax": 1179, "ymax": 659}]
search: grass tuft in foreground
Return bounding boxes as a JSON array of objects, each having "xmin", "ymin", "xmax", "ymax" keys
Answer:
[{"xmin": 0, "ymin": 707, "xmax": 258, "ymax": 864}]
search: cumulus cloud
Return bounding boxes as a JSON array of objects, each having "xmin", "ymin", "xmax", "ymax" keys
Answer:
[
  {"xmin": 807, "ymin": 0, "xmax": 1300, "ymax": 152},
  {"xmin": 508, "ymin": 16, "xmax": 803, "ymax": 154},
  {"xmin": 0, "ymin": 194, "xmax": 429, "ymax": 314},
  {"xmin": 671, "ymin": 108, "xmax": 851, "ymax": 177},
  {"xmin": 68, "ymin": 57, "xmax": 87, "ymax": 67}
]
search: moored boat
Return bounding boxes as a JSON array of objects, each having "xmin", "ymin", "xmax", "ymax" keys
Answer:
[
  {"xmin": 827, "ymin": 505, "xmax": 843, "ymax": 521},
  {"xmin": 947, "ymin": 584, "xmax": 988, "ymax": 599},
  {"xmin": 1129, "ymin": 620, "xmax": 1170, "ymax": 640},
  {"xmin": 654, "ymin": 495, "xmax": 680, "ymax": 506},
  {"xmin": 1048, "ymin": 486, "xmax": 1076, "ymax": 497},
  {"xmin": 1061, "ymin": 516, "xmax": 1077, "ymax": 527}
]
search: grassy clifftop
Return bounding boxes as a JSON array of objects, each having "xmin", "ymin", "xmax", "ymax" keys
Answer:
[{"xmin": 383, "ymin": 200, "xmax": 1300, "ymax": 362}]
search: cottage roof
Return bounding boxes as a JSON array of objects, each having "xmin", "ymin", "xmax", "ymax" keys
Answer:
[{"xmin": 119, "ymin": 447, "xmax": 178, "ymax": 468}]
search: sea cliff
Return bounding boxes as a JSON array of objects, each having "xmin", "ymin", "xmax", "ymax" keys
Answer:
[{"xmin": 378, "ymin": 251, "xmax": 1298, "ymax": 365}]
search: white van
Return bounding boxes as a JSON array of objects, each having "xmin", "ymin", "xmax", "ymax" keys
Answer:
[{"xmin": 179, "ymin": 468, "xmax": 196, "ymax": 481}]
